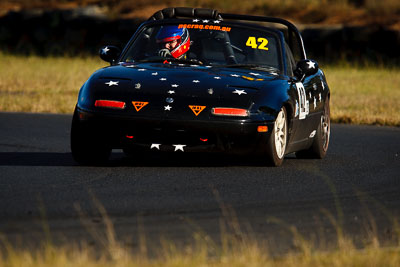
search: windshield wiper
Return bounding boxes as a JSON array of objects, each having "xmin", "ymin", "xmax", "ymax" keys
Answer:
[
  {"xmin": 220, "ymin": 64, "xmax": 280, "ymax": 73},
  {"xmin": 133, "ymin": 57, "xmax": 202, "ymax": 65},
  {"xmin": 163, "ymin": 58, "xmax": 203, "ymax": 65},
  {"xmin": 133, "ymin": 58, "xmax": 166, "ymax": 63},
  {"xmin": 221, "ymin": 63, "xmax": 259, "ymax": 68}
]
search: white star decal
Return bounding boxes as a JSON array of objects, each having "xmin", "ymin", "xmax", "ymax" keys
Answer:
[
  {"xmin": 171, "ymin": 84, "xmax": 179, "ymax": 88},
  {"xmin": 233, "ymin": 89, "xmax": 247, "ymax": 95},
  {"xmin": 193, "ymin": 80, "xmax": 200, "ymax": 83},
  {"xmin": 307, "ymin": 61, "xmax": 316, "ymax": 69},
  {"xmin": 150, "ymin": 144, "xmax": 161, "ymax": 150},
  {"xmin": 138, "ymin": 69, "xmax": 146, "ymax": 71},
  {"xmin": 164, "ymin": 105, "xmax": 172, "ymax": 111},
  {"xmin": 105, "ymin": 80, "xmax": 119, "ymax": 86},
  {"xmin": 101, "ymin": 47, "xmax": 109, "ymax": 54},
  {"xmin": 230, "ymin": 74, "xmax": 240, "ymax": 77},
  {"xmin": 193, "ymin": 19, "xmax": 200, "ymax": 22},
  {"xmin": 214, "ymin": 20, "xmax": 221, "ymax": 24},
  {"xmin": 173, "ymin": 144, "xmax": 186, "ymax": 152},
  {"xmin": 160, "ymin": 78, "xmax": 167, "ymax": 81},
  {"xmin": 167, "ymin": 90, "xmax": 175, "ymax": 94},
  {"xmin": 202, "ymin": 20, "xmax": 209, "ymax": 23},
  {"xmin": 152, "ymin": 72, "xmax": 158, "ymax": 75},
  {"xmin": 249, "ymin": 72, "xmax": 260, "ymax": 76}
]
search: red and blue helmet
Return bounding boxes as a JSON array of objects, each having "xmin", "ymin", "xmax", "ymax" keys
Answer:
[{"xmin": 156, "ymin": 26, "xmax": 190, "ymax": 59}]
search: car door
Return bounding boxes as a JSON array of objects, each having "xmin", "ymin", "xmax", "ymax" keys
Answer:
[{"xmin": 295, "ymin": 73, "xmax": 324, "ymax": 141}]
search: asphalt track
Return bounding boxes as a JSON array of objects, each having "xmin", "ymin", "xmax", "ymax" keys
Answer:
[{"xmin": 0, "ymin": 112, "xmax": 399, "ymax": 253}]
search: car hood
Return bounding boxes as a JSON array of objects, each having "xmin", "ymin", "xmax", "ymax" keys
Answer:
[{"xmin": 82, "ymin": 62, "xmax": 287, "ymax": 120}]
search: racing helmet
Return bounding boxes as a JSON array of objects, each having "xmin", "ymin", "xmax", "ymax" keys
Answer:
[{"xmin": 156, "ymin": 26, "xmax": 190, "ymax": 59}]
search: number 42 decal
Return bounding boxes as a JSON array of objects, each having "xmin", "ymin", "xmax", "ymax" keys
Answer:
[{"xmin": 246, "ymin": 37, "xmax": 269, "ymax": 50}]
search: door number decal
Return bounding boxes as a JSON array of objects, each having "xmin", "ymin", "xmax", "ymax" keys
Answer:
[{"xmin": 295, "ymin": 82, "xmax": 309, "ymax": 120}]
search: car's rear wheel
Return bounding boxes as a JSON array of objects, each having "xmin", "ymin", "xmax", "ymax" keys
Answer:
[
  {"xmin": 70, "ymin": 109, "xmax": 111, "ymax": 165},
  {"xmin": 296, "ymin": 98, "xmax": 330, "ymax": 159},
  {"xmin": 266, "ymin": 107, "xmax": 287, "ymax": 166}
]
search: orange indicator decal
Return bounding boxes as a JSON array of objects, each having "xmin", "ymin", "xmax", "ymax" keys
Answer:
[
  {"xmin": 257, "ymin": 126, "xmax": 268, "ymax": 132},
  {"xmin": 132, "ymin": 101, "xmax": 149, "ymax": 111},
  {"xmin": 189, "ymin": 105, "xmax": 206, "ymax": 116},
  {"xmin": 242, "ymin": 76, "xmax": 254, "ymax": 81}
]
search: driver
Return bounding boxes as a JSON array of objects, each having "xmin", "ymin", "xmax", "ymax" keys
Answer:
[{"xmin": 156, "ymin": 26, "xmax": 190, "ymax": 59}]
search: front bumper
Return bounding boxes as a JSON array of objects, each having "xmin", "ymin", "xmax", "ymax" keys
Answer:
[{"xmin": 75, "ymin": 107, "xmax": 274, "ymax": 155}]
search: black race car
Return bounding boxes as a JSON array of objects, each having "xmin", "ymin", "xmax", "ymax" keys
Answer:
[{"xmin": 71, "ymin": 7, "xmax": 331, "ymax": 166}]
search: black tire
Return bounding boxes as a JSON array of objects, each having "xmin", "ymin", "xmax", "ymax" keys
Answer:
[
  {"xmin": 70, "ymin": 109, "xmax": 111, "ymax": 165},
  {"xmin": 296, "ymin": 98, "xmax": 330, "ymax": 159},
  {"xmin": 266, "ymin": 106, "xmax": 288, "ymax": 167}
]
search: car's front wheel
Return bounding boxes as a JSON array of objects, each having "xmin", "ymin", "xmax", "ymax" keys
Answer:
[
  {"xmin": 266, "ymin": 106, "xmax": 287, "ymax": 166},
  {"xmin": 70, "ymin": 109, "xmax": 111, "ymax": 165}
]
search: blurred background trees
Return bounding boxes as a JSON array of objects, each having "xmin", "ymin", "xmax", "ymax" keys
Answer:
[{"xmin": 0, "ymin": 0, "xmax": 399, "ymax": 64}]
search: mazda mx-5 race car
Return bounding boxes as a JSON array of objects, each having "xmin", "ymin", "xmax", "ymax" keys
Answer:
[{"xmin": 71, "ymin": 7, "xmax": 331, "ymax": 166}]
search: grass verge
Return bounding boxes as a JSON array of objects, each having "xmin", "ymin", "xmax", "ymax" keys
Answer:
[
  {"xmin": 324, "ymin": 64, "xmax": 400, "ymax": 126},
  {"xmin": 0, "ymin": 53, "xmax": 103, "ymax": 114},
  {"xmin": 1, "ymin": 225, "xmax": 400, "ymax": 267},
  {"xmin": 1, "ymin": 187, "xmax": 400, "ymax": 266},
  {"xmin": 0, "ymin": 53, "xmax": 399, "ymax": 126}
]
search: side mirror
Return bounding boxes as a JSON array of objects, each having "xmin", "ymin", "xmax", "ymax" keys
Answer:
[
  {"xmin": 99, "ymin": 45, "xmax": 121, "ymax": 64},
  {"xmin": 294, "ymin": 59, "xmax": 319, "ymax": 81}
]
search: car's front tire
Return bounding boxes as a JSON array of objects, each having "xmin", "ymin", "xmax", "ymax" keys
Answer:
[
  {"xmin": 70, "ymin": 109, "xmax": 111, "ymax": 165},
  {"xmin": 266, "ymin": 107, "xmax": 287, "ymax": 166}
]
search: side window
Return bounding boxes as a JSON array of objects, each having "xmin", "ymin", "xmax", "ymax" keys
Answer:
[
  {"xmin": 124, "ymin": 27, "xmax": 158, "ymax": 61},
  {"xmin": 285, "ymin": 42, "xmax": 296, "ymax": 76}
]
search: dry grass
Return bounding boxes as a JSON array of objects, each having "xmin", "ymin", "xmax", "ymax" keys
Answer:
[
  {"xmin": 0, "ymin": 53, "xmax": 104, "ymax": 114},
  {"xmin": 1, "ymin": 226, "xmax": 400, "ymax": 267},
  {"xmin": 324, "ymin": 65, "xmax": 400, "ymax": 126},
  {"xmin": 1, "ymin": 189, "xmax": 400, "ymax": 266},
  {"xmin": 0, "ymin": 53, "xmax": 399, "ymax": 126}
]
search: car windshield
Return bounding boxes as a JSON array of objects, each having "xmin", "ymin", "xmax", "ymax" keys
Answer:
[{"xmin": 121, "ymin": 21, "xmax": 283, "ymax": 71}]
